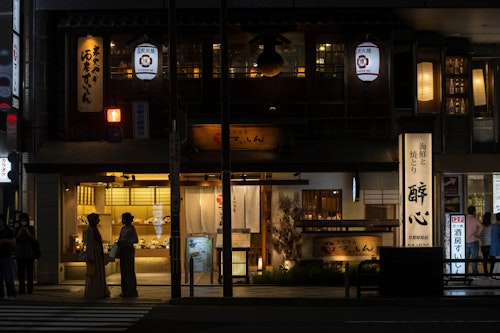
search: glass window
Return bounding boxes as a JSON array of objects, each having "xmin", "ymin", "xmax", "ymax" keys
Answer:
[
  {"xmin": 110, "ymin": 35, "xmax": 203, "ymax": 80},
  {"xmin": 213, "ymin": 32, "xmax": 305, "ymax": 78},
  {"xmin": 315, "ymin": 40, "xmax": 344, "ymax": 78}
]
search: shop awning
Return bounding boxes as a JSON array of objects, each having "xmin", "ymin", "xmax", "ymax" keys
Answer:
[{"xmin": 24, "ymin": 138, "xmax": 399, "ymax": 174}]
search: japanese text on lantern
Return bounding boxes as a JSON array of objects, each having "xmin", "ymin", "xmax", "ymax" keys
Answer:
[{"xmin": 77, "ymin": 37, "xmax": 103, "ymax": 112}]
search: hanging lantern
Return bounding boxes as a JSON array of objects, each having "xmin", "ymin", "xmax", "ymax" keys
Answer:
[
  {"xmin": 355, "ymin": 41, "xmax": 380, "ymax": 82},
  {"xmin": 417, "ymin": 62, "xmax": 434, "ymax": 101},
  {"xmin": 134, "ymin": 43, "xmax": 158, "ymax": 81}
]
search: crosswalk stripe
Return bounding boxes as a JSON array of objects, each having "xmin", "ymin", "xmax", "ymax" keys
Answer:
[{"xmin": 0, "ymin": 304, "xmax": 152, "ymax": 332}]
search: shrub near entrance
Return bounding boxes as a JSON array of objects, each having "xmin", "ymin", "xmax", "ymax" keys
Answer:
[{"xmin": 252, "ymin": 261, "xmax": 347, "ymax": 285}]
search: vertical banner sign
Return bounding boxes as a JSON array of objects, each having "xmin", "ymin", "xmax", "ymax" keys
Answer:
[
  {"xmin": 132, "ymin": 101, "xmax": 150, "ymax": 139},
  {"xmin": 493, "ymin": 175, "xmax": 500, "ymax": 213},
  {"xmin": 401, "ymin": 133, "xmax": 433, "ymax": 247},
  {"xmin": 12, "ymin": 31, "xmax": 19, "ymax": 98},
  {"xmin": 0, "ymin": 158, "xmax": 11, "ymax": 183},
  {"xmin": 77, "ymin": 37, "xmax": 103, "ymax": 112},
  {"xmin": 134, "ymin": 43, "xmax": 158, "ymax": 81},
  {"xmin": 448, "ymin": 214, "xmax": 466, "ymax": 275}
]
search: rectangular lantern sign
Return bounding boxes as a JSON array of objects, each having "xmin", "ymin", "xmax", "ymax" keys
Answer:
[
  {"xmin": 401, "ymin": 133, "xmax": 433, "ymax": 247},
  {"xmin": 77, "ymin": 37, "xmax": 103, "ymax": 112}
]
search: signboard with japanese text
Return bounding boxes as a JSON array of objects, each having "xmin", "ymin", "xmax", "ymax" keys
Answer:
[
  {"xmin": 400, "ymin": 133, "xmax": 433, "ymax": 247},
  {"xmin": 446, "ymin": 214, "xmax": 466, "ymax": 275},
  {"xmin": 132, "ymin": 101, "xmax": 149, "ymax": 139},
  {"xmin": 493, "ymin": 175, "xmax": 500, "ymax": 213},
  {"xmin": 77, "ymin": 37, "xmax": 103, "ymax": 112},
  {"xmin": 190, "ymin": 125, "xmax": 286, "ymax": 150},
  {"xmin": 313, "ymin": 236, "xmax": 380, "ymax": 260},
  {"xmin": 0, "ymin": 158, "xmax": 11, "ymax": 183}
]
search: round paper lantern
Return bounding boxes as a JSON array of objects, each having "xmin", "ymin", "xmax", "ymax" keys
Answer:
[
  {"xmin": 134, "ymin": 43, "xmax": 158, "ymax": 81},
  {"xmin": 355, "ymin": 41, "xmax": 380, "ymax": 82}
]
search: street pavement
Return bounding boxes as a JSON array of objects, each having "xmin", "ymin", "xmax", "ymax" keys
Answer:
[{"xmin": 2, "ymin": 273, "xmax": 500, "ymax": 332}]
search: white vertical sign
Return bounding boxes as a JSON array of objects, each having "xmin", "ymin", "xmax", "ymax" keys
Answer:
[
  {"xmin": 449, "ymin": 214, "xmax": 466, "ymax": 275},
  {"xmin": 13, "ymin": 0, "xmax": 20, "ymax": 34},
  {"xmin": 493, "ymin": 175, "xmax": 500, "ymax": 213},
  {"xmin": 0, "ymin": 158, "xmax": 11, "ymax": 183},
  {"xmin": 401, "ymin": 133, "xmax": 433, "ymax": 247},
  {"xmin": 12, "ymin": 33, "xmax": 19, "ymax": 98},
  {"xmin": 132, "ymin": 101, "xmax": 150, "ymax": 139}
]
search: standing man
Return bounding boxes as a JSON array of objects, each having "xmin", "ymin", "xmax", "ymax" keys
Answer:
[
  {"xmin": 465, "ymin": 206, "xmax": 484, "ymax": 278},
  {"xmin": 14, "ymin": 213, "xmax": 36, "ymax": 294},
  {"xmin": 117, "ymin": 213, "xmax": 138, "ymax": 297}
]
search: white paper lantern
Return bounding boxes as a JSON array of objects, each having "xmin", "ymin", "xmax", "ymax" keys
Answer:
[
  {"xmin": 134, "ymin": 43, "xmax": 158, "ymax": 81},
  {"xmin": 355, "ymin": 41, "xmax": 380, "ymax": 82},
  {"xmin": 417, "ymin": 62, "xmax": 434, "ymax": 101}
]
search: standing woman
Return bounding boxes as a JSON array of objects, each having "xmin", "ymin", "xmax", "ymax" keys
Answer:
[
  {"xmin": 117, "ymin": 212, "xmax": 138, "ymax": 297},
  {"xmin": 82, "ymin": 213, "xmax": 110, "ymax": 298},
  {"xmin": 0, "ymin": 214, "xmax": 16, "ymax": 299},
  {"xmin": 14, "ymin": 213, "xmax": 36, "ymax": 294},
  {"xmin": 480, "ymin": 212, "xmax": 493, "ymax": 276}
]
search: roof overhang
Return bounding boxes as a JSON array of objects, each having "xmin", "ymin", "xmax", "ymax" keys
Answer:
[{"xmin": 24, "ymin": 138, "xmax": 399, "ymax": 174}]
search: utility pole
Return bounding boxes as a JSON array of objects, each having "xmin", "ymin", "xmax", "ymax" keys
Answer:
[
  {"xmin": 220, "ymin": 0, "xmax": 233, "ymax": 297},
  {"xmin": 169, "ymin": 0, "xmax": 181, "ymax": 299}
]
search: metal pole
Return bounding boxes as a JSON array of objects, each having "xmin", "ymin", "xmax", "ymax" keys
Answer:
[
  {"xmin": 189, "ymin": 257, "xmax": 194, "ymax": 297},
  {"xmin": 220, "ymin": 0, "xmax": 233, "ymax": 297},
  {"xmin": 169, "ymin": 0, "xmax": 182, "ymax": 299},
  {"xmin": 345, "ymin": 262, "xmax": 350, "ymax": 299}
]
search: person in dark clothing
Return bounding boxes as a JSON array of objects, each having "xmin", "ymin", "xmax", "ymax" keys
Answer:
[
  {"xmin": 14, "ymin": 213, "xmax": 37, "ymax": 294},
  {"xmin": 117, "ymin": 212, "xmax": 138, "ymax": 297},
  {"xmin": 0, "ymin": 214, "xmax": 16, "ymax": 299}
]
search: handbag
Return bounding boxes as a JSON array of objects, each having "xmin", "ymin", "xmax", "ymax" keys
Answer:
[
  {"xmin": 32, "ymin": 240, "xmax": 41, "ymax": 259},
  {"xmin": 109, "ymin": 243, "xmax": 120, "ymax": 259}
]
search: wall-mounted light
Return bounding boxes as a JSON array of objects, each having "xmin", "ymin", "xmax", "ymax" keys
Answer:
[
  {"xmin": 417, "ymin": 62, "xmax": 434, "ymax": 101},
  {"xmin": 352, "ymin": 172, "xmax": 360, "ymax": 202},
  {"xmin": 473, "ymin": 68, "xmax": 487, "ymax": 106},
  {"xmin": 64, "ymin": 183, "xmax": 69, "ymax": 192}
]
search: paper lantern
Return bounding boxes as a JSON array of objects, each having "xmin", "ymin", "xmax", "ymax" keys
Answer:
[
  {"xmin": 355, "ymin": 41, "xmax": 379, "ymax": 82},
  {"xmin": 417, "ymin": 62, "xmax": 434, "ymax": 101},
  {"xmin": 473, "ymin": 68, "xmax": 487, "ymax": 106},
  {"xmin": 134, "ymin": 43, "xmax": 158, "ymax": 81}
]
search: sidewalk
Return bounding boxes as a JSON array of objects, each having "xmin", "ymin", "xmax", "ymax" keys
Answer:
[{"xmin": 9, "ymin": 273, "xmax": 500, "ymax": 305}]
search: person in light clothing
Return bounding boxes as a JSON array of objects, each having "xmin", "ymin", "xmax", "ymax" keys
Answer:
[
  {"xmin": 465, "ymin": 206, "xmax": 483, "ymax": 277},
  {"xmin": 82, "ymin": 213, "xmax": 110, "ymax": 298}
]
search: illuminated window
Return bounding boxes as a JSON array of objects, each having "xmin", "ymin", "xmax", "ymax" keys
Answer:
[{"xmin": 315, "ymin": 42, "xmax": 344, "ymax": 78}]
